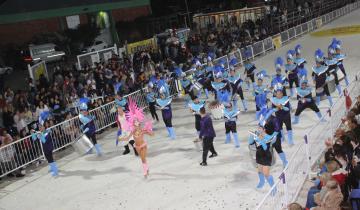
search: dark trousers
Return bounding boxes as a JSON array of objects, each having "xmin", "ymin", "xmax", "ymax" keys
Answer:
[
  {"xmin": 289, "ymin": 76, "xmax": 299, "ymax": 89},
  {"xmin": 295, "ymin": 101, "xmax": 320, "ymax": 116},
  {"xmin": 149, "ymin": 102, "xmax": 159, "ymax": 121},
  {"xmin": 202, "ymin": 137, "xmax": 217, "ymax": 163},
  {"xmin": 331, "ymin": 71, "xmax": 340, "ymax": 85},
  {"xmin": 124, "ymin": 140, "xmax": 135, "ymax": 152},
  {"xmin": 44, "ymin": 150, "xmax": 54, "ymax": 163},
  {"xmin": 195, "ymin": 114, "xmax": 201, "ymax": 132},
  {"xmin": 278, "ymin": 114, "xmax": 292, "ymax": 131},
  {"xmin": 273, "ymin": 135, "xmax": 283, "ymax": 154},
  {"xmin": 86, "ymin": 133, "xmax": 97, "ymax": 145},
  {"xmin": 163, "ymin": 117, "xmax": 172, "ymax": 127}
]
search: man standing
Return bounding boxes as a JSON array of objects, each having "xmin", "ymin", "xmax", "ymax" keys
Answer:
[{"xmin": 199, "ymin": 107, "xmax": 217, "ymax": 166}]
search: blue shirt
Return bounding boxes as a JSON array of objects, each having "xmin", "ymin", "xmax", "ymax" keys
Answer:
[{"xmin": 199, "ymin": 115, "xmax": 216, "ymax": 138}]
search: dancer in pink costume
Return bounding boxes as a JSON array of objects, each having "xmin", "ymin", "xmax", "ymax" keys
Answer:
[{"xmin": 119, "ymin": 97, "xmax": 154, "ymax": 178}]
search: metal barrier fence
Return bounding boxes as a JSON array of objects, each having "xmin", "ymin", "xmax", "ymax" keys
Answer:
[
  {"xmin": 0, "ymin": 77, "xmax": 178, "ymax": 178},
  {"xmin": 76, "ymin": 44, "xmax": 118, "ymax": 70},
  {"xmin": 0, "ymin": 1, "xmax": 358, "ymax": 179}
]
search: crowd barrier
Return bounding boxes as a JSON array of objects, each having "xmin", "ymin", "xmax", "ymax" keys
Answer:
[
  {"xmin": 1, "ymin": 1, "xmax": 358, "ymax": 183},
  {"xmin": 76, "ymin": 44, "xmax": 118, "ymax": 70}
]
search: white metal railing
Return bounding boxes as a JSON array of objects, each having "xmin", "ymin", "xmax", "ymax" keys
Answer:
[
  {"xmin": 76, "ymin": 44, "xmax": 118, "ymax": 70},
  {"xmin": 0, "ymin": 1, "xmax": 358, "ymax": 179}
]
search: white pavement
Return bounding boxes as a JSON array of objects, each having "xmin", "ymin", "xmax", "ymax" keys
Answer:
[{"xmin": 1, "ymin": 9, "xmax": 360, "ymax": 210}]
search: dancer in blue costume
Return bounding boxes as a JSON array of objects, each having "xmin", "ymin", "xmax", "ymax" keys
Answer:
[
  {"xmin": 146, "ymin": 83, "xmax": 159, "ymax": 122},
  {"xmin": 211, "ymin": 71, "xmax": 231, "ymax": 102},
  {"xmin": 271, "ymin": 57, "xmax": 288, "ymax": 96},
  {"xmin": 31, "ymin": 111, "xmax": 58, "ymax": 177},
  {"xmin": 156, "ymin": 91, "xmax": 176, "ymax": 140},
  {"xmin": 248, "ymin": 122, "xmax": 277, "ymax": 192},
  {"xmin": 78, "ymin": 98, "xmax": 102, "ymax": 156},
  {"xmin": 293, "ymin": 77, "xmax": 325, "ymax": 124},
  {"xmin": 312, "ymin": 49, "xmax": 334, "ymax": 107},
  {"xmin": 332, "ymin": 38, "xmax": 350, "ymax": 86},
  {"xmin": 243, "ymin": 49, "xmax": 257, "ymax": 90},
  {"xmin": 179, "ymin": 72, "xmax": 194, "ymax": 106},
  {"xmin": 285, "ymin": 50, "xmax": 299, "ymax": 97},
  {"xmin": 193, "ymin": 66, "xmax": 209, "ymax": 99},
  {"xmin": 259, "ymin": 106, "xmax": 288, "ymax": 168},
  {"xmin": 294, "ymin": 44, "xmax": 308, "ymax": 79},
  {"xmin": 253, "ymin": 70, "xmax": 270, "ymax": 120},
  {"xmin": 270, "ymin": 83, "xmax": 293, "ymax": 145},
  {"xmin": 325, "ymin": 43, "xmax": 342, "ymax": 96},
  {"xmin": 227, "ymin": 65, "xmax": 248, "ymax": 111},
  {"xmin": 189, "ymin": 96, "xmax": 206, "ymax": 142},
  {"xmin": 223, "ymin": 102, "xmax": 240, "ymax": 148}
]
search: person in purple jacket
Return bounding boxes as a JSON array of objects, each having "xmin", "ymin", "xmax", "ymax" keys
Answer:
[{"xmin": 199, "ymin": 107, "xmax": 217, "ymax": 166}]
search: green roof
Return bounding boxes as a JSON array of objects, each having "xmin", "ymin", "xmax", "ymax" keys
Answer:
[{"xmin": 0, "ymin": 0, "xmax": 150, "ymax": 24}]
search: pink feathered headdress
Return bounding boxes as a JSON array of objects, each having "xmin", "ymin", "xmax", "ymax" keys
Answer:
[{"xmin": 123, "ymin": 97, "xmax": 152, "ymax": 132}]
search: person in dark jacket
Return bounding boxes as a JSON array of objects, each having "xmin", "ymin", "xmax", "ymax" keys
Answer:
[{"xmin": 199, "ymin": 107, "xmax": 217, "ymax": 166}]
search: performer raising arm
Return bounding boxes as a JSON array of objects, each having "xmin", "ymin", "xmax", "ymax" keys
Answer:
[
  {"xmin": 119, "ymin": 98, "xmax": 154, "ymax": 178},
  {"xmin": 31, "ymin": 111, "xmax": 58, "ymax": 177}
]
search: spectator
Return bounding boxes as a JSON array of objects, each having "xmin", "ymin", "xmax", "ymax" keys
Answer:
[{"xmin": 313, "ymin": 180, "xmax": 343, "ymax": 210}]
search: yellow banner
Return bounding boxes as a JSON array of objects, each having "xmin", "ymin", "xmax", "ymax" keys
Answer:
[
  {"xmin": 34, "ymin": 62, "xmax": 46, "ymax": 80},
  {"xmin": 127, "ymin": 38, "xmax": 157, "ymax": 55},
  {"xmin": 311, "ymin": 25, "xmax": 360, "ymax": 36},
  {"xmin": 316, "ymin": 18, "xmax": 322, "ymax": 28},
  {"xmin": 272, "ymin": 35, "xmax": 282, "ymax": 50}
]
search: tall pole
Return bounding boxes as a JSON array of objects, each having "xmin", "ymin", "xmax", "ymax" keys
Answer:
[{"xmin": 184, "ymin": 0, "xmax": 192, "ymax": 28}]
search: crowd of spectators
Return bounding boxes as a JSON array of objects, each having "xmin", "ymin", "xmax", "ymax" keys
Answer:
[{"xmin": 299, "ymin": 96, "xmax": 360, "ymax": 209}]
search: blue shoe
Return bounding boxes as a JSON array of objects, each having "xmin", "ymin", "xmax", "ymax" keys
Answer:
[
  {"xmin": 292, "ymin": 116, "xmax": 300, "ymax": 124},
  {"xmin": 336, "ymin": 85, "xmax": 342, "ymax": 96},
  {"xmin": 257, "ymin": 172, "xmax": 265, "ymax": 189},
  {"xmin": 266, "ymin": 175, "xmax": 277, "ymax": 195},
  {"xmin": 344, "ymin": 76, "xmax": 350, "ymax": 86},
  {"xmin": 287, "ymin": 130, "xmax": 294, "ymax": 145},
  {"xmin": 327, "ymin": 96, "xmax": 333, "ymax": 107},
  {"xmin": 166, "ymin": 127, "xmax": 171, "ymax": 137},
  {"xmin": 280, "ymin": 129, "xmax": 285, "ymax": 142},
  {"xmin": 316, "ymin": 96, "xmax": 320, "ymax": 106},
  {"xmin": 225, "ymin": 133, "xmax": 231, "ymax": 144},
  {"xmin": 233, "ymin": 132, "xmax": 240, "ymax": 148},
  {"xmin": 242, "ymin": 100, "xmax": 248, "ymax": 111},
  {"xmin": 94, "ymin": 144, "xmax": 102, "ymax": 156},
  {"xmin": 290, "ymin": 88, "xmax": 294, "ymax": 97},
  {"xmin": 256, "ymin": 111, "xmax": 260, "ymax": 120},
  {"xmin": 278, "ymin": 152, "xmax": 288, "ymax": 168},
  {"xmin": 50, "ymin": 162, "xmax": 58, "ymax": 177},
  {"xmin": 169, "ymin": 127, "xmax": 176, "ymax": 140},
  {"xmin": 86, "ymin": 148, "xmax": 93, "ymax": 155}
]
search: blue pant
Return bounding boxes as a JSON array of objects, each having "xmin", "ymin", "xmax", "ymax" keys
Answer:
[{"xmin": 305, "ymin": 186, "xmax": 320, "ymax": 209}]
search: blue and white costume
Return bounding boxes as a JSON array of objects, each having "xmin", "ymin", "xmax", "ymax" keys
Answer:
[
  {"xmin": 284, "ymin": 50, "xmax": 299, "ymax": 97},
  {"xmin": 189, "ymin": 99, "xmax": 205, "ymax": 137},
  {"xmin": 156, "ymin": 96, "xmax": 176, "ymax": 139},
  {"xmin": 243, "ymin": 49, "xmax": 257, "ymax": 90},
  {"xmin": 294, "ymin": 44, "xmax": 308, "ymax": 79},
  {"xmin": 79, "ymin": 100, "xmax": 102, "ymax": 156},
  {"xmin": 270, "ymin": 84, "xmax": 293, "ymax": 145},
  {"xmin": 312, "ymin": 49, "xmax": 333, "ymax": 107},
  {"xmin": 223, "ymin": 103, "xmax": 240, "ymax": 147},
  {"xmin": 325, "ymin": 43, "xmax": 342, "ymax": 96},
  {"xmin": 227, "ymin": 69, "xmax": 248, "ymax": 111},
  {"xmin": 31, "ymin": 111, "xmax": 58, "ymax": 177},
  {"xmin": 271, "ymin": 57, "xmax": 288, "ymax": 96},
  {"xmin": 253, "ymin": 70, "xmax": 270, "ymax": 120},
  {"xmin": 332, "ymin": 38, "xmax": 349, "ymax": 86},
  {"xmin": 293, "ymin": 78, "xmax": 324, "ymax": 124}
]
